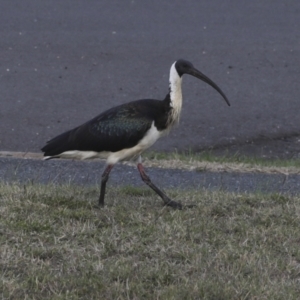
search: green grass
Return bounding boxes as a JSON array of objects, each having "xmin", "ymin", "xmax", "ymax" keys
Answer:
[
  {"xmin": 1, "ymin": 182, "xmax": 300, "ymax": 299},
  {"xmin": 144, "ymin": 150, "xmax": 300, "ymax": 169}
]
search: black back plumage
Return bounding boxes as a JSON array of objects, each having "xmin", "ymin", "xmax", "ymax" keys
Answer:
[{"xmin": 41, "ymin": 96, "xmax": 172, "ymax": 157}]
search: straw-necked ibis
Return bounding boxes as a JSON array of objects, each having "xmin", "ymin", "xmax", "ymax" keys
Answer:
[{"xmin": 42, "ymin": 59, "xmax": 230, "ymax": 209}]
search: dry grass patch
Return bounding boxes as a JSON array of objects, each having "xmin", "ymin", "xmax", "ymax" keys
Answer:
[
  {"xmin": 142, "ymin": 151, "xmax": 300, "ymax": 175},
  {"xmin": 1, "ymin": 182, "xmax": 300, "ymax": 299}
]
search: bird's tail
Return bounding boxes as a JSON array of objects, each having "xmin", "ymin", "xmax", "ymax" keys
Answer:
[{"xmin": 41, "ymin": 129, "xmax": 76, "ymax": 158}]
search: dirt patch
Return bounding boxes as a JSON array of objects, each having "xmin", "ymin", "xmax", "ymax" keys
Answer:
[{"xmin": 0, "ymin": 151, "xmax": 43, "ymax": 160}]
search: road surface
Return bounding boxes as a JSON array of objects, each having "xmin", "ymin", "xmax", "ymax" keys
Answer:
[{"xmin": 0, "ymin": 1, "xmax": 299, "ymax": 156}]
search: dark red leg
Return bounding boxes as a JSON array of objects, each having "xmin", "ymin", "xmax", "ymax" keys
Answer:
[
  {"xmin": 99, "ymin": 164, "xmax": 114, "ymax": 206},
  {"xmin": 137, "ymin": 163, "xmax": 182, "ymax": 209}
]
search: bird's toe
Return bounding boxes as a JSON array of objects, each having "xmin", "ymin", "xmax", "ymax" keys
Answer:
[{"xmin": 165, "ymin": 200, "xmax": 183, "ymax": 210}]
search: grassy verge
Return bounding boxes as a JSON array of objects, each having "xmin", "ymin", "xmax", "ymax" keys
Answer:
[
  {"xmin": 144, "ymin": 150, "xmax": 300, "ymax": 167},
  {"xmin": 143, "ymin": 151, "xmax": 300, "ymax": 174},
  {"xmin": 1, "ymin": 182, "xmax": 300, "ymax": 299}
]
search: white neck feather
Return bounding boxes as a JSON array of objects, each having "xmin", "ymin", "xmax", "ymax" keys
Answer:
[{"xmin": 168, "ymin": 62, "xmax": 183, "ymax": 126}]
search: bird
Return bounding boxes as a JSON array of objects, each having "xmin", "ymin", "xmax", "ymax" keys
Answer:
[{"xmin": 41, "ymin": 59, "xmax": 230, "ymax": 209}]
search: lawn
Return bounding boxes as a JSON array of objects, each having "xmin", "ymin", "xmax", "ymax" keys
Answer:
[{"xmin": 1, "ymin": 181, "xmax": 300, "ymax": 299}]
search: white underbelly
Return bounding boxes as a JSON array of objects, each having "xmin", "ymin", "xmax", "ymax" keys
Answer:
[
  {"xmin": 44, "ymin": 121, "xmax": 164, "ymax": 164},
  {"xmin": 107, "ymin": 121, "xmax": 162, "ymax": 164}
]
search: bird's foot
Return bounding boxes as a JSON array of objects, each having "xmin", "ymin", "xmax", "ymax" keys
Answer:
[
  {"xmin": 93, "ymin": 204, "xmax": 103, "ymax": 209},
  {"xmin": 165, "ymin": 200, "xmax": 183, "ymax": 210},
  {"xmin": 93, "ymin": 200, "xmax": 105, "ymax": 209},
  {"xmin": 165, "ymin": 200, "xmax": 196, "ymax": 210},
  {"xmin": 184, "ymin": 203, "xmax": 196, "ymax": 209}
]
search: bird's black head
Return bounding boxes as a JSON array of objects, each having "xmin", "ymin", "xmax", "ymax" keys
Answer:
[
  {"xmin": 174, "ymin": 59, "xmax": 194, "ymax": 77},
  {"xmin": 174, "ymin": 59, "xmax": 230, "ymax": 106}
]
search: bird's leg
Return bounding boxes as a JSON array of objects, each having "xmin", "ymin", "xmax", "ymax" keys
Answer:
[
  {"xmin": 137, "ymin": 163, "xmax": 182, "ymax": 209},
  {"xmin": 99, "ymin": 164, "xmax": 114, "ymax": 206}
]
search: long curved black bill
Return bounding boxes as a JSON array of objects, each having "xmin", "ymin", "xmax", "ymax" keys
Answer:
[{"xmin": 188, "ymin": 68, "xmax": 230, "ymax": 106}]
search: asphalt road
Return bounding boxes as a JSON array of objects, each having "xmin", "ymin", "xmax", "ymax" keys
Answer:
[
  {"xmin": 2, "ymin": 157, "xmax": 300, "ymax": 197},
  {"xmin": 1, "ymin": 1, "xmax": 300, "ymax": 154}
]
